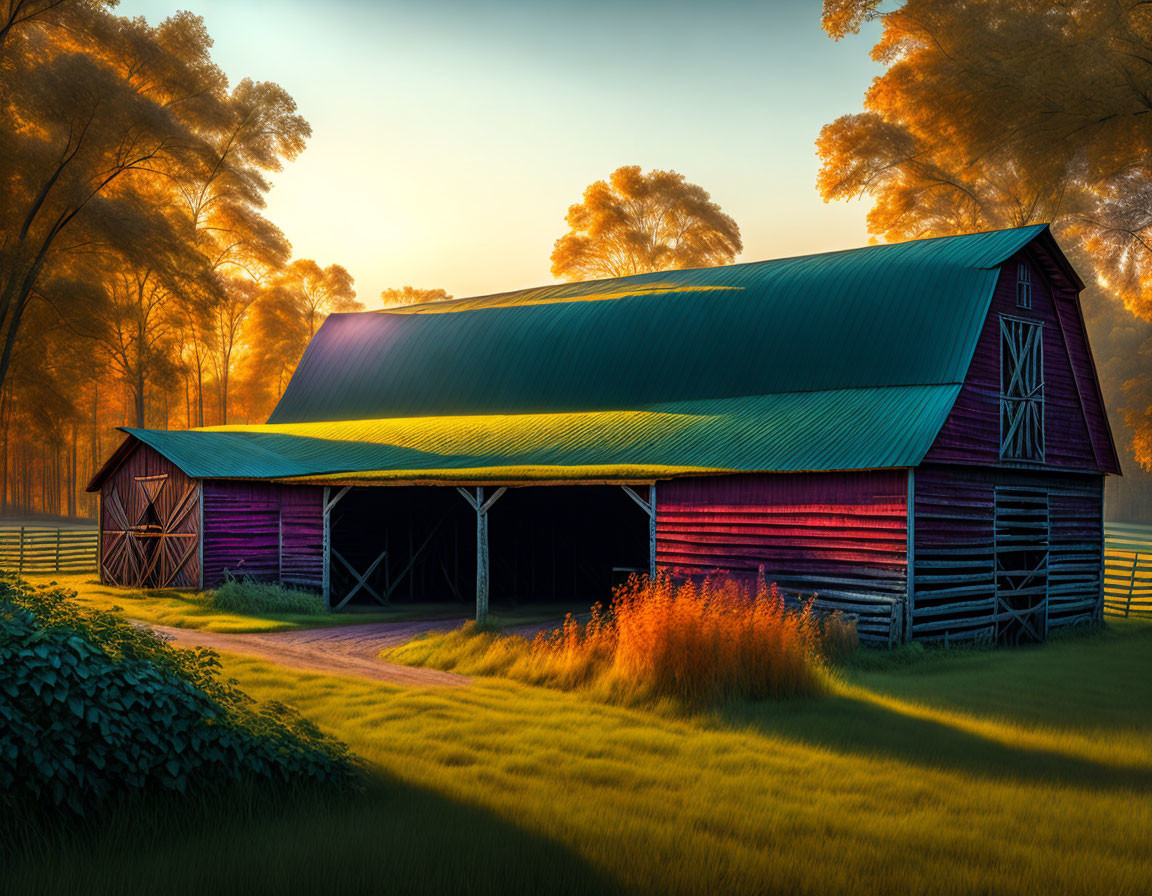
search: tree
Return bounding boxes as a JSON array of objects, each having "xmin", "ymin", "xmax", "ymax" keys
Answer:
[
  {"xmin": 816, "ymin": 0, "xmax": 1152, "ymax": 512},
  {"xmin": 550, "ymin": 166, "xmax": 742, "ymax": 281},
  {"xmin": 273, "ymin": 260, "xmax": 359, "ymax": 338},
  {"xmin": 0, "ymin": 6, "xmax": 227, "ymax": 397},
  {"xmin": 379, "ymin": 286, "xmax": 452, "ymax": 307}
]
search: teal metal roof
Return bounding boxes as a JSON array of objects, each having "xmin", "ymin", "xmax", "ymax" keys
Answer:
[
  {"xmin": 269, "ymin": 224, "xmax": 1048, "ymax": 422},
  {"xmin": 109, "ymin": 385, "xmax": 961, "ymax": 484},
  {"xmin": 88, "ymin": 226, "xmax": 1051, "ymax": 489}
]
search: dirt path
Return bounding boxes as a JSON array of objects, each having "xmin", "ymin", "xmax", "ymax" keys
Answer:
[{"xmin": 150, "ymin": 619, "xmax": 470, "ymax": 687}]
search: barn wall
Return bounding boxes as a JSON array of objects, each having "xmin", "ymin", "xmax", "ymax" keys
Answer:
[
  {"xmin": 912, "ymin": 464, "xmax": 1103, "ymax": 642},
  {"xmin": 925, "ymin": 250, "xmax": 1103, "ymax": 471},
  {"xmin": 201, "ymin": 481, "xmax": 324, "ymax": 589},
  {"xmin": 99, "ymin": 443, "xmax": 200, "ymax": 589},
  {"xmin": 655, "ymin": 470, "xmax": 909, "ymax": 643}
]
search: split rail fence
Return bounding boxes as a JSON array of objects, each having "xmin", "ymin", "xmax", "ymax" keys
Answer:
[
  {"xmin": 0, "ymin": 525, "xmax": 99, "ymax": 574},
  {"xmin": 0, "ymin": 520, "xmax": 1148, "ymax": 612},
  {"xmin": 1103, "ymin": 522, "xmax": 1152, "ymax": 619}
]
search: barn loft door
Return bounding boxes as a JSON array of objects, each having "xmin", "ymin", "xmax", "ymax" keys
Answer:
[
  {"xmin": 1000, "ymin": 316, "xmax": 1045, "ymax": 461},
  {"xmin": 994, "ymin": 486, "xmax": 1049, "ymax": 644}
]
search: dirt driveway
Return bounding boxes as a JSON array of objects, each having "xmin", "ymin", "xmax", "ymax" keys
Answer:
[{"xmin": 151, "ymin": 619, "xmax": 470, "ymax": 687}]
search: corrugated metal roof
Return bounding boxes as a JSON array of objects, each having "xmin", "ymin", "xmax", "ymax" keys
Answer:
[
  {"xmin": 268, "ymin": 224, "xmax": 1047, "ymax": 423},
  {"xmin": 87, "ymin": 225, "xmax": 1053, "ymax": 490},
  {"xmin": 107, "ymin": 384, "xmax": 960, "ymax": 485}
]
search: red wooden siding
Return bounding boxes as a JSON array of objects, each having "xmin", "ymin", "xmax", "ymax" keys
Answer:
[
  {"xmin": 99, "ymin": 443, "xmax": 200, "ymax": 589},
  {"xmin": 655, "ymin": 471, "xmax": 908, "ymax": 642},
  {"xmin": 912, "ymin": 464, "xmax": 1103, "ymax": 642},
  {"xmin": 925, "ymin": 250, "xmax": 1103, "ymax": 471},
  {"xmin": 202, "ymin": 481, "xmax": 324, "ymax": 589}
]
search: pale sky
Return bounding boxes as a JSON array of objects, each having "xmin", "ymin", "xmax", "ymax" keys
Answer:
[{"xmin": 117, "ymin": 0, "xmax": 883, "ymax": 307}]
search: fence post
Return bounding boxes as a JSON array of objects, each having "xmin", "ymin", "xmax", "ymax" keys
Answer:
[
  {"xmin": 55, "ymin": 529, "xmax": 62, "ymax": 573},
  {"xmin": 17, "ymin": 526, "xmax": 24, "ymax": 574},
  {"xmin": 1127, "ymin": 554, "xmax": 1140, "ymax": 618}
]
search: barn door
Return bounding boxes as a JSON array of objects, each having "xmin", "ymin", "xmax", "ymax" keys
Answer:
[
  {"xmin": 102, "ymin": 473, "xmax": 200, "ymax": 588},
  {"xmin": 994, "ymin": 486, "xmax": 1049, "ymax": 644}
]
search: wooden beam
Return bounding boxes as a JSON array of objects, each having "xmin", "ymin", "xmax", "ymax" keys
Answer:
[
  {"xmin": 622, "ymin": 484, "xmax": 657, "ymax": 578},
  {"xmin": 459, "ymin": 486, "xmax": 506, "ymax": 623},
  {"xmin": 648, "ymin": 484, "xmax": 656, "ymax": 578},
  {"xmin": 332, "ymin": 547, "xmax": 387, "ymax": 608}
]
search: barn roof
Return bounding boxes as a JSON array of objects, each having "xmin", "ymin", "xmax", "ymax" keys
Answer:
[{"xmin": 88, "ymin": 224, "xmax": 1059, "ymax": 490}]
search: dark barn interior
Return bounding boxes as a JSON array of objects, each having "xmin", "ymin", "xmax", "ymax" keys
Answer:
[{"xmin": 328, "ymin": 485, "xmax": 650, "ymax": 609}]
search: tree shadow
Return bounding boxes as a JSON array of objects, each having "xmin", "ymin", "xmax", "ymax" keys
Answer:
[
  {"xmin": 722, "ymin": 686, "xmax": 1152, "ymax": 792},
  {"xmin": 7, "ymin": 773, "xmax": 621, "ymax": 896}
]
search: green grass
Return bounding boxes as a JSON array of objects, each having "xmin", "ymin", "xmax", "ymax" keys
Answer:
[
  {"xmin": 9, "ymin": 614, "xmax": 1151, "ymax": 895},
  {"xmin": 23, "ymin": 574, "xmax": 576, "ymax": 633}
]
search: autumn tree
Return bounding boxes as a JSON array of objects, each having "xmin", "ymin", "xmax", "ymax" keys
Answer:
[
  {"xmin": 0, "ymin": 5, "xmax": 227, "ymax": 395},
  {"xmin": 379, "ymin": 286, "xmax": 452, "ymax": 307},
  {"xmin": 817, "ymin": 0, "xmax": 1152, "ymax": 514},
  {"xmin": 273, "ymin": 260, "xmax": 359, "ymax": 338},
  {"xmin": 550, "ymin": 166, "xmax": 742, "ymax": 281}
]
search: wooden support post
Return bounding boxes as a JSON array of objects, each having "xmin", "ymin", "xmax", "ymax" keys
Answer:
[
  {"xmin": 649, "ymin": 483, "xmax": 657, "ymax": 578},
  {"xmin": 458, "ymin": 486, "xmax": 506, "ymax": 623},
  {"xmin": 621, "ymin": 483, "xmax": 657, "ymax": 578},
  {"xmin": 18, "ymin": 525, "xmax": 24, "ymax": 574},
  {"xmin": 322, "ymin": 485, "xmax": 351, "ymax": 610},
  {"xmin": 1126, "ymin": 554, "xmax": 1139, "ymax": 618}
]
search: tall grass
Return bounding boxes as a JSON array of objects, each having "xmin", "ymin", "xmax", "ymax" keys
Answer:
[
  {"xmin": 212, "ymin": 577, "xmax": 327, "ymax": 616},
  {"xmin": 388, "ymin": 574, "xmax": 848, "ymax": 705}
]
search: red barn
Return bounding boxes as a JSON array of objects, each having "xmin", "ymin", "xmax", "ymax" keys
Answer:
[{"xmin": 87, "ymin": 225, "xmax": 1120, "ymax": 645}]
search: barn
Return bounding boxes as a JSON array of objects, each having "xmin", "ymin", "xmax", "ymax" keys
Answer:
[{"xmin": 86, "ymin": 224, "xmax": 1120, "ymax": 645}]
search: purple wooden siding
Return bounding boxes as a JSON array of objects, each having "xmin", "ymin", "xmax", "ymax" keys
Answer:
[
  {"xmin": 925, "ymin": 251, "xmax": 1102, "ymax": 471},
  {"xmin": 202, "ymin": 481, "xmax": 324, "ymax": 588},
  {"xmin": 655, "ymin": 471, "xmax": 908, "ymax": 642},
  {"xmin": 280, "ymin": 486, "xmax": 324, "ymax": 587},
  {"xmin": 912, "ymin": 464, "xmax": 1103, "ymax": 641},
  {"xmin": 1047, "ymin": 478, "xmax": 1104, "ymax": 627},
  {"xmin": 1050, "ymin": 288, "xmax": 1121, "ymax": 473}
]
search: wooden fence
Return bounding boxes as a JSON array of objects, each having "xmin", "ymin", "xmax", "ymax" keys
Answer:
[
  {"xmin": 0, "ymin": 525, "xmax": 98, "ymax": 574},
  {"xmin": 1103, "ymin": 522, "xmax": 1152, "ymax": 619}
]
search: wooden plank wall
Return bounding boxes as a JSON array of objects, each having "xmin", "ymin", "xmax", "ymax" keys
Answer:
[
  {"xmin": 655, "ymin": 470, "xmax": 908, "ymax": 643},
  {"xmin": 99, "ymin": 444, "xmax": 201, "ymax": 589},
  {"xmin": 202, "ymin": 481, "xmax": 324, "ymax": 589},
  {"xmin": 924, "ymin": 251, "xmax": 1102, "ymax": 471},
  {"xmin": 912, "ymin": 464, "xmax": 1103, "ymax": 642}
]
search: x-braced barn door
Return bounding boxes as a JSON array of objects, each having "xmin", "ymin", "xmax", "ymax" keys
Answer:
[
  {"xmin": 102, "ymin": 473, "xmax": 200, "ymax": 588},
  {"xmin": 994, "ymin": 486, "xmax": 1049, "ymax": 645}
]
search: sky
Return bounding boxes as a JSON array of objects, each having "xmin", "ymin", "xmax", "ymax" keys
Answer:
[{"xmin": 117, "ymin": 0, "xmax": 883, "ymax": 307}]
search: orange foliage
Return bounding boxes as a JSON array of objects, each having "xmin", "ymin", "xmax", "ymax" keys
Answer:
[{"xmin": 528, "ymin": 573, "xmax": 842, "ymax": 705}]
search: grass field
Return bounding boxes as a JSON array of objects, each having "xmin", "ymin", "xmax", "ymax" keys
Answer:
[
  {"xmin": 8, "ymin": 610, "xmax": 1151, "ymax": 895},
  {"xmin": 22, "ymin": 573, "xmax": 573, "ymax": 632}
]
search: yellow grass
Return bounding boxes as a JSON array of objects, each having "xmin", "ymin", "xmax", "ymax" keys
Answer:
[
  {"xmin": 207, "ymin": 618, "xmax": 1152, "ymax": 895},
  {"xmin": 22, "ymin": 574, "xmax": 456, "ymax": 633},
  {"xmin": 388, "ymin": 574, "xmax": 841, "ymax": 704}
]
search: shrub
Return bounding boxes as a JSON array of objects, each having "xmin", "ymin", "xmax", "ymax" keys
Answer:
[
  {"xmin": 0, "ymin": 575, "xmax": 356, "ymax": 819},
  {"xmin": 212, "ymin": 576, "xmax": 327, "ymax": 616},
  {"xmin": 388, "ymin": 573, "xmax": 841, "ymax": 705}
]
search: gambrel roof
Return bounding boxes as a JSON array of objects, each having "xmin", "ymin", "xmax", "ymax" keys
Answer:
[{"xmin": 88, "ymin": 224, "xmax": 1118, "ymax": 489}]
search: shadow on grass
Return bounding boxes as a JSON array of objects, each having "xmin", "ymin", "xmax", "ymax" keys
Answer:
[
  {"xmin": 5, "ymin": 772, "xmax": 620, "ymax": 896},
  {"xmin": 723, "ymin": 621, "xmax": 1152, "ymax": 791}
]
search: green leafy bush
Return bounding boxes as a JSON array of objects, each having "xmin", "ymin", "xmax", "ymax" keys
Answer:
[
  {"xmin": 213, "ymin": 576, "xmax": 327, "ymax": 616},
  {"xmin": 0, "ymin": 575, "xmax": 355, "ymax": 817}
]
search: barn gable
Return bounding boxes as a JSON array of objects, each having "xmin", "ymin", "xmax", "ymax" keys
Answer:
[{"xmin": 924, "ymin": 231, "xmax": 1121, "ymax": 474}]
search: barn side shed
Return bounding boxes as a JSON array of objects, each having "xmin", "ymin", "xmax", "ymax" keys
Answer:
[{"xmin": 87, "ymin": 224, "xmax": 1120, "ymax": 645}]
